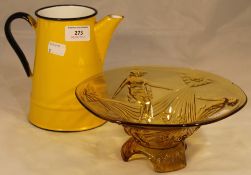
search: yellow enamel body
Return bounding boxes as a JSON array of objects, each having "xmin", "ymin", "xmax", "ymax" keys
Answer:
[{"xmin": 27, "ymin": 14, "xmax": 123, "ymax": 131}]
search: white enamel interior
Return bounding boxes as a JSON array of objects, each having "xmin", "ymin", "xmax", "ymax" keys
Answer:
[{"xmin": 37, "ymin": 6, "xmax": 96, "ymax": 19}]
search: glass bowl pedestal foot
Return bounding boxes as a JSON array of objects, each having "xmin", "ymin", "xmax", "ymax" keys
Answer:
[
  {"xmin": 121, "ymin": 137, "xmax": 187, "ymax": 172},
  {"xmin": 120, "ymin": 126, "xmax": 198, "ymax": 172}
]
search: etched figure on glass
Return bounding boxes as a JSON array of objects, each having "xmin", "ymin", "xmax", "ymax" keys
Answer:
[{"xmin": 112, "ymin": 69, "xmax": 172, "ymax": 123}]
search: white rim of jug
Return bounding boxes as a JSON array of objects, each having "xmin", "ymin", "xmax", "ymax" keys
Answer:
[{"xmin": 35, "ymin": 4, "xmax": 97, "ymax": 21}]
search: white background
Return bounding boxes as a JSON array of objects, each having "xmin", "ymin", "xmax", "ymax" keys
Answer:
[{"xmin": 0, "ymin": 0, "xmax": 251, "ymax": 174}]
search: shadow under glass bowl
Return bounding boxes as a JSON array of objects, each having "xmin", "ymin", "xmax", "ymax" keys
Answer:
[{"xmin": 75, "ymin": 66, "xmax": 247, "ymax": 173}]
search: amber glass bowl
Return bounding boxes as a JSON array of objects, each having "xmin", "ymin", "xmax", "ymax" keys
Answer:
[{"xmin": 75, "ymin": 66, "xmax": 247, "ymax": 172}]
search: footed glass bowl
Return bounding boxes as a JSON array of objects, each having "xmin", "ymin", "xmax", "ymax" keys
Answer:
[{"xmin": 75, "ymin": 66, "xmax": 247, "ymax": 172}]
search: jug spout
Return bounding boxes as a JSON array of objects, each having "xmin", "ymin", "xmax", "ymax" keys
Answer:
[{"xmin": 95, "ymin": 15, "xmax": 124, "ymax": 63}]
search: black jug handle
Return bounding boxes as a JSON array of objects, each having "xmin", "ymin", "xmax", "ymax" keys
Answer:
[{"xmin": 4, "ymin": 12, "xmax": 37, "ymax": 77}]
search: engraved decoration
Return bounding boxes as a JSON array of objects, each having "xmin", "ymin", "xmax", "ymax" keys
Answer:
[{"xmin": 82, "ymin": 69, "xmax": 238, "ymax": 125}]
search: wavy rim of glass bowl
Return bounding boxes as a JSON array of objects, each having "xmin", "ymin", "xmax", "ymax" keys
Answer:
[{"xmin": 75, "ymin": 66, "xmax": 248, "ymax": 128}]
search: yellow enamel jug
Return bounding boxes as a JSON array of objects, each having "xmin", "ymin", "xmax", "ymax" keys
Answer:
[{"xmin": 5, "ymin": 4, "xmax": 123, "ymax": 131}]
